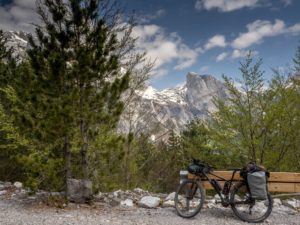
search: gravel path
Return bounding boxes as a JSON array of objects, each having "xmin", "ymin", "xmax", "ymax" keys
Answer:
[{"xmin": 1, "ymin": 199, "xmax": 300, "ymax": 225}]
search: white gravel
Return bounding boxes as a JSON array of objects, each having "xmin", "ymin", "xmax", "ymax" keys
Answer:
[{"xmin": 0, "ymin": 199, "xmax": 300, "ymax": 225}]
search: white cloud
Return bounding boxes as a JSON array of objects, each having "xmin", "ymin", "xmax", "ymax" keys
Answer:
[
  {"xmin": 231, "ymin": 49, "xmax": 258, "ymax": 59},
  {"xmin": 216, "ymin": 52, "xmax": 228, "ymax": 61},
  {"xmin": 195, "ymin": 0, "xmax": 259, "ymax": 12},
  {"xmin": 132, "ymin": 25, "xmax": 198, "ymax": 71},
  {"xmin": 232, "ymin": 19, "xmax": 300, "ymax": 49},
  {"xmin": 139, "ymin": 9, "xmax": 166, "ymax": 24},
  {"xmin": 204, "ymin": 34, "xmax": 227, "ymax": 50},
  {"xmin": 0, "ymin": 0, "xmax": 39, "ymax": 33},
  {"xmin": 151, "ymin": 68, "xmax": 168, "ymax": 79}
]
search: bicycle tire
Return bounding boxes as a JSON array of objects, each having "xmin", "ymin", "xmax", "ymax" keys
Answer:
[
  {"xmin": 174, "ymin": 179, "xmax": 205, "ymax": 218},
  {"xmin": 230, "ymin": 182, "xmax": 273, "ymax": 223}
]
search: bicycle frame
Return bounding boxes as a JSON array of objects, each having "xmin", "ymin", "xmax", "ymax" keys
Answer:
[{"xmin": 201, "ymin": 169, "xmax": 241, "ymax": 206}]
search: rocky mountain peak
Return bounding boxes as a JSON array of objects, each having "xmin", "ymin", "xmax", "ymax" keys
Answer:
[{"xmin": 119, "ymin": 72, "xmax": 229, "ymax": 141}]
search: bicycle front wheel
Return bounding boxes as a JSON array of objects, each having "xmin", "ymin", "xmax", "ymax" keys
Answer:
[
  {"xmin": 174, "ymin": 179, "xmax": 205, "ymax": 218},
  {"xmin": 230, "ymin": 182, "xmax": 273, "ymax": 223}
]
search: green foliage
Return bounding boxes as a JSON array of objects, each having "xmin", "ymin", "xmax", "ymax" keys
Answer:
[
  {"xmin": 181, "ymin": 120, "xmax": 229, "ymax": 169},
  {"xmin": 209, "ymin": 54, "xmax": 268, "ymax": 166}
]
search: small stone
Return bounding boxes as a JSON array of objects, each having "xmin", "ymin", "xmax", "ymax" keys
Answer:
[
  {"xmin": 113, "ymin": 189, "xmax": 122, "ymax": 198},
  {"xmin": 165, "ymin": 192, "xmax": 176, "ymax": 201},
  {"xmin": 214, "ymin": 194, "xmax": 221, "ymax": 202},
  {"xmin": 27, "ymin": 196, "xmax": 36, "ymax": 200},
  {"xmin": 283, "ymin": 198, "xmax": 300, "ymax": 210},
  {"xmin": 273, "ymin": 198, "xmax": 282, "ymax": 207},
  {"xmin": 139, "ymin": 196, "xmax": 160, "ymax": 208},
  {"xmin": 108, "ymin": 194, "xmax": 114, "ymax": 199},
  {"xmin": 121, "ymin": 199, "xmax": 134, "ymax": 207},
  {"xmin": 134, "ymin": 188, "xmax": 146, "ymax": 193},
  {"xmin": 13, "ymin": 182, "xmax": 23, "ymax": 189},
  {"xmin": 0, "ymin": 190, "xmax": 7, "ymax": 196},
  {"xmin": 162, "ymin": 200, "xmax": 175, "ymax": 208},
  {"xmin": 4, "ymin": 182, "xmax": 11, "ymax": 188},
  {"xmin": 109, "ymin": 198, "xmax": 120, "ymax": 207}
]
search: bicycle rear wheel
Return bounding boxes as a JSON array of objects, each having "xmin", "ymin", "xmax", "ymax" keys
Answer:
[
  {"xmin": 230, "ymin": 182, "xmax": 273, "ymax": 223},
  {"xmin": 174, "ymin": 179, "xmax": 205, "ymax": 218}
]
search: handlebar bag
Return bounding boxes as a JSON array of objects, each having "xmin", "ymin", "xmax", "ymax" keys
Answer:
[{"xmin": 247, "ymin": 171, "xmax": 268, "ymax": 200}]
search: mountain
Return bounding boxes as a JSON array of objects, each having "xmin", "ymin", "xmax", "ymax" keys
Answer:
[
  {"xmin": 4, "ymin": 31, "xmax": 229, "ymax": 141},
  {"xmin": 3, "ymin": 31, "xmax": 29, "ymax": 57},
  {"xmin": 118, "ymin": 72, "xmax": 229, "ymax": 141}
]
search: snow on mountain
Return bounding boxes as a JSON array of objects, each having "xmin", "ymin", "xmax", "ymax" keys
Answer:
[
  {"xmin": 4, "ymin": 31, "xmax": 29, "ymax": 58},
  {"xmin": 118, "ymin": 72, "xmax": 229, "ymax": 141}
]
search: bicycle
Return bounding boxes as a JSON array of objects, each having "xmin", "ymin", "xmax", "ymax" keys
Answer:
[{"xmin": 174, "ymin": 158, "xmax": 273, "ymax": 223}]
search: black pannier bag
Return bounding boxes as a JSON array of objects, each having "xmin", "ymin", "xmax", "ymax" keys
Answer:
[{"xmin": 240, "ymin": 162, "xmax": 269, "ymax": 200}]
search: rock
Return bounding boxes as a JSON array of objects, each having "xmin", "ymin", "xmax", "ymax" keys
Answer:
[
  {"xmin": 50, "ymin": 192, "xmax": 64, "ymax": 197},
  {"xmin": 4, "ymin": 182, "xmax": 12, "ymax": 188},
  {"xmin": 15, "ymin": 189, "xmax": 28, "ymax": 199},
  {"xmin": 273, "ymin": 198, "xmax": 282, "ymax": 207},
  {"xmin": 273, "ymin": 205, "xmax": 297, "ymax": 215},
  {"xmin": 0, "ymin": 184, "xmax": 4, "ymax": 191},
  {"xmin": 134, "ymin": 188, "xmax": 147, "ymax": 194},
  {"xmin": 94, "ymin": 192, "xmax": 104, "ymax": 202},
  {"xmin": 213, "ymin": 194, "xmax": 221, "ymax": 202},
  {"xmin": 67, "ymin": 179, "xmax": 93, "ymax": 203},
  {"xmin": 282, "ymin": 198, "xmax": 300, "ymax": 210},
  {"xmin": 162, "ymin": 200, "xmax": 174, "ymax": 208},
  {"xmin": 109, "ymin": 198, "xmax": 120, "ymax": 207},
  {"xmin": 165, "ymin": 192, "xmax": 176, "ymax": 201},
  {"xmin": 113, "ymin": 190, "xmax": 122, "ymax": 198},
  {"xmin": 139, "ymin": 196, "xmax": 161, "ymax": 208},
  {"xmin": 13, "ymin": 182, "xmax": 23, "ymax": 189},
  {"xmin": 0, "ymin": 190, "xmax": 7, "ymax": 196},
  {"xmin": 121, "ymin": 199, "xmax": 134, "ymax": 207}
]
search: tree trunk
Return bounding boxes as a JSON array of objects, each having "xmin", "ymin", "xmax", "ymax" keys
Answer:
[
  {"xmin": 80, "ymin": 121, "xmax": 89, "ymax": 180},
  {"xmin": 64, "ymin": 136, "xmax": 72, "ymax": 199}
]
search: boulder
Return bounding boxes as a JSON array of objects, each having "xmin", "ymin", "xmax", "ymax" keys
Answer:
[
  {"xmin": 67, "ymin": 179, "xmax": 93, "ymax": 203},
  {"xmin": 139, "ymin": 196, "xmax": 160, "ymax": 208},
  {"xmin": 121, "ymin": 199, "xmax": 134, "ymax": 207},
  {"xmin": 13, "ymin": 182, "xmax": 23, "ymax": 189}
]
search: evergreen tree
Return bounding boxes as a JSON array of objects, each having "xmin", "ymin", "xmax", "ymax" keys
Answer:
[{"xmin": 9, "ymin": 0, "xmax": 148, "ymax": 197}]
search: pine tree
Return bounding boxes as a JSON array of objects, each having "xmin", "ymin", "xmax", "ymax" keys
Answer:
[{"xmin": 9, "ymin": 0, "xmax": 148, "ymax": 198}]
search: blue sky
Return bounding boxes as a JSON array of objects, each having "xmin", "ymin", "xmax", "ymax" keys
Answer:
[
  {"xmin": 123, "ymin": 0, "xmax": 300, "ymax": 90},
  {"xmin": 0, "ymin": 0, "xmax": 300, "ymax": 90}
]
